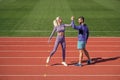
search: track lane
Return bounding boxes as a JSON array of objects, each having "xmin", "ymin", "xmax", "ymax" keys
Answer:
[{"xmin": 0, "ymin": 37, "xmax": 120, "ymax": 80}]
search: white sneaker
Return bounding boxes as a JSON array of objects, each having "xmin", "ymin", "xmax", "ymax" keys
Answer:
[
  {"xmin": 46, "ymin": 57, "xmax": 50, "ymax": 64},
  {"xmin": 61, "ymin": 62, "xmax": 68, "ymax": 66}
]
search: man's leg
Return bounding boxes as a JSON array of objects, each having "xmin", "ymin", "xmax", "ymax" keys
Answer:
[
  {"xmin": 83, "ymin": 48, "xmax": 91, "ymax": 64},
  {"xmin": 78, "ymin": 49, "xmax": 83, "ymax": 64},
  {"xmin": 75, "ymin": 49, "xmax": 83, "ymax": 66}
]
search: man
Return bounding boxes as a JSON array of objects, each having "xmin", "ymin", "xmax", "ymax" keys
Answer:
[{"xmin": 71, "ymin": 16, "xmax": 91, "ymax": 66}]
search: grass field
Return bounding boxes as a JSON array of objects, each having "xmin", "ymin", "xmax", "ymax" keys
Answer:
[{"xmin": 0, "ymin": 0, "xmax": 120, "ymax": 37}]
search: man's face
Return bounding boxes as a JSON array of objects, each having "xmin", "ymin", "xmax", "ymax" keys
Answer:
[{"xmin": 78, "ymin": 18, "xmax": 83, "ymax": 24}]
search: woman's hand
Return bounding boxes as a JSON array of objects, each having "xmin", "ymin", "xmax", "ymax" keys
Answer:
[
  {"xmin": 48, "ymin": 39, "xmax": 51, "ymax": 43},
  {"xmin": 71, "ymin": 16, "xmax": 74, "ymax": 20},
  {"xmin": 48, "ymin": 40, "xmax": 50, "ymax": 43}
]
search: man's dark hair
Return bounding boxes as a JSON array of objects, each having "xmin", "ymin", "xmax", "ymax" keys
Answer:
[{"xmin": 78, "ymin": 16, "xmax": 84, "ymax": 22}]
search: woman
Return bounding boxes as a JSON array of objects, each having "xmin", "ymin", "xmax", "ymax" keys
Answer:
[
  {"xmin": 71, "ymin": 16, "xmax": 91, "ymax": 66},
  {"xmin": 46, "ymin": 17, "xmax": 71, "ymax": 66}
]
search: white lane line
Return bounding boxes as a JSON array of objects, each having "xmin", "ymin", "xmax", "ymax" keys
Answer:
[
  {"xmin": 0, "ymin": 50, "xmax": 120, "ymax": 52},
  {"xmin": 42, "ymin": 74, "xmax": 120, "ymax": 77},
  {"xmin": 0, "ymin": 37, "xmax": 120, "ymax": 38},
  {"xmin": 0, "ymin": 74, "xmax": 119, "ymax": 77},
  {"xmin": 0, "ymin": 45, "xmax": 119, "ymax": 47},
  {"xmin": 0, "ymin": 65, "xmax": 119, "ymax": 67},
  {"xmin": 0, "ymin": 57, "xmax": 115, "ymax": 59},
  {"xmin": 0, "ymin": 30, "xmax": 120, "ymax": 32},
  {"xmin": 0, "ymin": 41, "xmax": 120, "ymax": 42}
]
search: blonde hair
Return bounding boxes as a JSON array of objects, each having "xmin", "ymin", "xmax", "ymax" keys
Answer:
[
  {"xmin": 56, "ymin": 16, "xmax": 60, "ymax": 21},
  {"xmin": 53, "ymin": 20, "xmax": 58, "ymax": 27},
  {"xmin": 56, "ymin": 16, "xmax": 61, "ymax": 26}
]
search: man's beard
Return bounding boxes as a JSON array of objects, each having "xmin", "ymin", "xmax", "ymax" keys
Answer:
[{"xmin": 80, "ymin": 22, "xmax": 82, "ymax": 24}]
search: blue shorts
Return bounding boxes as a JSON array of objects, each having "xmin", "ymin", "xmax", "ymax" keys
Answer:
[{"xmin": 77, "ymin": 41, "xmax": 86, "ymax": 49}]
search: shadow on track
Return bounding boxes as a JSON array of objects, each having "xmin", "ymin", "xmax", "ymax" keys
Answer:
[
  {"xmin": 50, "ymin": 56, "xmax": 120, "ymax": 66},
  {"xmin": 69, "ymin": 56, "xmax": 120, "ymax": 66}
]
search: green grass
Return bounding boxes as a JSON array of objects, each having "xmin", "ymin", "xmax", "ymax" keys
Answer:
[{"xmin": 0, "ymin": 0, "xmax": 120, "ymax": 37}]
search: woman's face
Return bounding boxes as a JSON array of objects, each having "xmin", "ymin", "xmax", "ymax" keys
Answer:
[{"xmin": 58, "ymin": 18, "xmax": 62, "ymax": 24}]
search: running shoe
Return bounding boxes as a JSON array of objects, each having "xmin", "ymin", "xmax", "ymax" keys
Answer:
[
  {"xmin": 46, "ymin": 57, "xmax": 50, "ymax": 64},
  {"xmin": 87, "ymin": 60, "xmax": 91, "ymax": 65},
  {"xmin": 74, "ymin": 63, "xmax": 82, "ymax": 67},
  {"xmin": 61, "ymin": 62, "xmax": 68, "ymax": 66}
]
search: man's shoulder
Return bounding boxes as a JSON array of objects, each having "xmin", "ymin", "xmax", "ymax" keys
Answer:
[{"xmin": 83, "ymin": 24, "xmax": 87, "ymax": 26}]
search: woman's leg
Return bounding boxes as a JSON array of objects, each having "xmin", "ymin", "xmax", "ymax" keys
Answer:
[
  {"xmin": 49, "ymin": 39, "xmax": 60, "ymax": 57},
  {"xmin": 46, "ymin": 38, "xmax": 60, "ymax": 63},
  {"xmin": 61, "ymin": 38, "xmax": 68, "ymax": 66},
  {"xmin": 61, "ymin": 40, "xmax": 66, "ymax": 62}
]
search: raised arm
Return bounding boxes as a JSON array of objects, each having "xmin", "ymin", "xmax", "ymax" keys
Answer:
[
  {"xmin": 48, "ymin": 27, "xmax": 57, "ymax": 42},
  {"xmin": 71, "ymin": 20, "xmax": 80, "ymax": 30},
  {"xmin": 64, "ymin": 24, "xmax": 72, "ymax": 27},
  {"xmin": 71, "ymin": 16, "xmax": 81, "ymax": 30}
]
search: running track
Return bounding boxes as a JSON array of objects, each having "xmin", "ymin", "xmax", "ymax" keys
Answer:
[{"xmin": 0, "ymin": 37, "xmax": 120, "ymax": 80}]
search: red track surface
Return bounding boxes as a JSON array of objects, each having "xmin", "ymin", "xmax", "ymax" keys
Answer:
[{"xmin": 0, "ymin": 37, "xmax": 120, "ymax": 80}]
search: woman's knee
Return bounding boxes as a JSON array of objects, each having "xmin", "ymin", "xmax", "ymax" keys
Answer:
[
  {"xmin": 62, "ymin": 43, "xmax": 66, "ymax": 49},
  {"xmin": 52, "ymin": 49, "xmax": 57, "ymax": 53}
]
